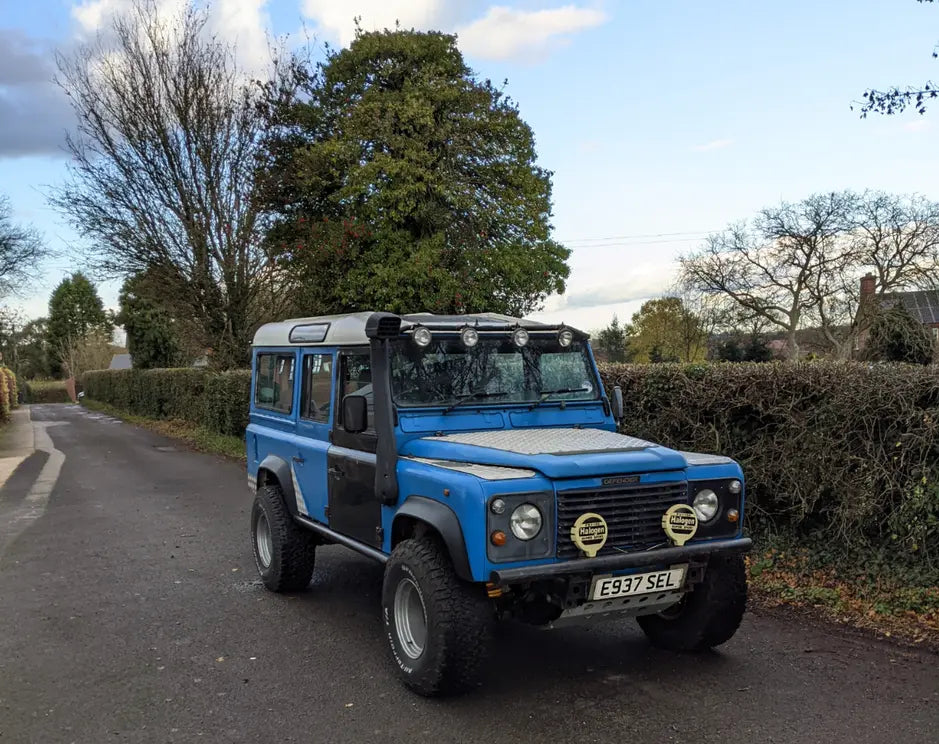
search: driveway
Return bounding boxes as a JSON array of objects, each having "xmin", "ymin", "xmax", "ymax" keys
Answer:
[{"xmin": 0, "ymin": 404, "xmax": 935, "ymax": 743}]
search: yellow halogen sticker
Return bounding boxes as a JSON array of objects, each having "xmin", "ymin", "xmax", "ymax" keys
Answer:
[
  {"xmin": 571, "ymin": 512, "xmax": 608, "ymax": 557},
  {"xmin": 662, "ymin": 504, "xmax": 698, "ymax": 546}
]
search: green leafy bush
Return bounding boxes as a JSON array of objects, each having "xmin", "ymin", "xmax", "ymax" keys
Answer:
[
  {"xmin": 1, "ymin": 368, "xmax": 17, "ymax": 409},
  {"xmin": 24, "ymin": 380, "xmax": 71, "ymax": 404},
  {"xmin": 82, "ymin": 368, "xmax": 249, "ymax": 438},
  {"xmin": 600, "ymin": 361, "xmax": 939, "ymax": 571}
]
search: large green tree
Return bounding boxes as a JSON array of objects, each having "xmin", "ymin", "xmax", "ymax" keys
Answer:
[
  {"xmin": 116, "ymin": 272, "xmax": 183, "ymax": 369},
  {"xmin": 260, "ymin": 29, "xmax": 569, "ymax": 317},
  {"xmin": 46, "ymin": 273, "xmax": 112, "ymax": 376}
]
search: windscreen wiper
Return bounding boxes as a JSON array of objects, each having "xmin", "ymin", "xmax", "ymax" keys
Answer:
[
  {"xmin": 442, "ymin": 390, "xmax": 509, "ymax": 414},
  {"xmin": 528, "ymin": 387, "xmax": 590, "ymax": 410}
]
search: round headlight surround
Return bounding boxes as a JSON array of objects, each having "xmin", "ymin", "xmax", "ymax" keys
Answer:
[
  {"xmin": 513, "ymin": 327, "xmax": 530, "ymax": 347},
  {"xmin": 693, "ymin": 488, "xmax": 720, "ymax": 522},
  {"xmin": 413, "ymin": 326, "xmax": 432, "ymax": 347},
  {"xmin": 461, "ymin": 326, "xmax": 479, "ymax": 347},
  {"xmin": 509, "ymin": 503, "xmax": 542, "ymax": 540}
]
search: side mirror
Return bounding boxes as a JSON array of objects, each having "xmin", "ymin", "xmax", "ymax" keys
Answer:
[
  {"xmin": 611, "ymin": 385, "xmax": 624, "ymax": 422},
  {"xmin": 342, "ymin": 394, "xmax": 368, "ymax": 434}
]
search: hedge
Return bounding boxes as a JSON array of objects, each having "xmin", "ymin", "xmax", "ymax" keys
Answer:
[
  {"xmin": 601, "ymin": 361, "xmax": 939, "ymax": 570},
  {"xmin": 0, "ymin": 369, "xmax": 9, "ymax": 422},
  {"xmin": 24, "ymin": 380, "xmax": 71, "ymax": 404},
  {"xmin": 82, "ymin": 368, "xmax": 251, "ymax": 437},
  {"xmin": 81, "ymin": 362, "xmax": 938, "ymax": 572},
  {"xmin": 1, "ymin": 368, "xmax": 17, "ymax": 410}
]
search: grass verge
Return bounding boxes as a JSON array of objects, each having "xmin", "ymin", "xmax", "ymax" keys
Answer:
[
  {"xmin": 746, "ymin": 544, "xmax": 938, "ymax": 651},
  {"xmin": 82, "ymin": 398, "xmax": 245, "ymax": 461}
]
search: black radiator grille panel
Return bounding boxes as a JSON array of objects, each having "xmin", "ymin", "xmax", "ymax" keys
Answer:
[{"xmin": 556, "ymin": 480, "xmax": 687, "ymax": 559}]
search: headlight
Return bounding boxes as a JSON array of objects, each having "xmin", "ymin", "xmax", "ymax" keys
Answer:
[
  {"xmin": 728, "ymin": 479, "xmax": 742, "ymax": 495},
  {"xmin": 693, "ymin": 489, "xmax": 719, "ymax": 522},
  {"xmin": 510, "ymin": 503, "xmax": 542, "ymax": 540}
]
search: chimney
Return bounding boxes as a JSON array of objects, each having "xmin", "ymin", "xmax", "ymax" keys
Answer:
[{"xmin": 860, "ymin": 273, "xmax": 876, "ymax": 298}]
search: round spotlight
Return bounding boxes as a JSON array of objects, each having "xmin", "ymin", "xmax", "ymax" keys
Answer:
[
  {"xmin": 728, "ymin": 479, "xmax": 742, "ymax": 495},
  {"xmin": 490, "ymin": 498, "xmax": 506, "ymax": 515},
  {"xmin": 513, "ymin": 328, "xmax": 530, "ymax": 347},
  {"xmin": 558, "ymin": 329, "xmax": 574, "ymax": 347},
  {"xmin": 413, "ymin": 326, "xmax": 432, "ymax": 347},
  {"xmin": 461, "ymin": 326, "xmax": 479, "ymax": 347}
]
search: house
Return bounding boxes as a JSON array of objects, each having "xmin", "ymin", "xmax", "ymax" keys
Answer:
[
  {"xmin": 108, "ymin": 353, "xmax": 133, "ymax": 370},
  {"xmin": 857, "ymin": 273, "xmax": 939, "ymax": 348}
]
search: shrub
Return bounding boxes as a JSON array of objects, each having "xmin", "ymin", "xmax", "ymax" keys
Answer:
[
  {"xmin": 1, "ymin": 368, "xmax": 17, "ymax": 409},
  {"xmin": 82, "ymin": 368, "xmax": 248, "ymax": 438},
  {"xmin": 600, "ymin": 361, "xmax": 939, "ymax": 569},
  {"xmin": 0, "ymin": 371, "xmax": 9, "ymax": 422},
  {"xmin": 24, "ymin": 380, "xmax": 71, "ymax": 404}
]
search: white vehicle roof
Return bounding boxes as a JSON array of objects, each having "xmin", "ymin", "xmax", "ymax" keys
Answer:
[{"xmin": 252, "ymin": 312, "xmax": 564, "ymax": 347}]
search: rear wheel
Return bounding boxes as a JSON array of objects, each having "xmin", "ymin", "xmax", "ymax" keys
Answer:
[
  {"xmin": 382, "ymin": 538, "xmax": 493, "ymax": 696},
  {"xmin": 637, "ymin": 554, "xmax": 747, "ymax": 651},
  {"xmin": 251, "ymin": 484, "xmax": 317, "ymax": 592}
]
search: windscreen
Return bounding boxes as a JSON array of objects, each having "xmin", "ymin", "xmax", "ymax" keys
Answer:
[{"xmin": 389, "ymin": 336, "xmax": 599, "ymax": 408}]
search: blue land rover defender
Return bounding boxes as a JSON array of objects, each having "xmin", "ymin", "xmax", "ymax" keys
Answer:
[{"xmin": 247, "ymin": 312, "xmax": 751, "ymax": 695}]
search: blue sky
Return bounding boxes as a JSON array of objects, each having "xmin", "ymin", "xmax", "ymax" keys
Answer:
[{"xmin": 1, "ymin": 0, "xmax": 938, "ymax": 331}]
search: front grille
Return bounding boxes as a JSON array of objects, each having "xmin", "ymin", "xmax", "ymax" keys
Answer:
[{"xmin": 556, "ymin": 480, "xmax": 687, "ymax": 559}]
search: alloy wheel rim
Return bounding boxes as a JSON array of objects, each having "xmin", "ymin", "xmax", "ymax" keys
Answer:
[{"xmin": 393, "ymin": 578, "xmax": 427, "ymax": 659}]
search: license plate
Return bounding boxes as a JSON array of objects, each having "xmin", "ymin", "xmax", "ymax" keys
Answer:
[{"xmin": 589, "ymin": 566, "xmax": 686, "ymax": 601}]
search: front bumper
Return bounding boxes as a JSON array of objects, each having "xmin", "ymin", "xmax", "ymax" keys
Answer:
[{"xmin": 489, "ymin": 536, "xmax": 752, "ymax": 585}]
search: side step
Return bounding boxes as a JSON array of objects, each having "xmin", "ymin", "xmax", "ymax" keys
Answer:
[{"xmin": 294, "ymin": 515, "xmax": 388, "ymax": 564}]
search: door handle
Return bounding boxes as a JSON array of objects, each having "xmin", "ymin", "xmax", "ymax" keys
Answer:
[
  {"xmin": 292, "ymin": 455, "xmax": 305, "ymax": 464},
  {"xmin": 328, "ymin": 466, "xmax": 344, "ymax": 478}
]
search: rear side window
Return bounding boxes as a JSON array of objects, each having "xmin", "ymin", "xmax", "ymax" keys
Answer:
[
  {"xmin": 301, "ymin": 353, "xmax": 333, "ymax": 423},
  {"xmin": 255, "ymin": 353, "xmax": 296, "ymax": 413}
]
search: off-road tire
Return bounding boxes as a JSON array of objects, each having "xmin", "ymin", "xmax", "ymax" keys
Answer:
[
  {"xmin": 637, "ymin": 554, "xmax": 747, "ymax": 651},
  {"xmin": 251, "ymin": 484, "xmax": 317, "ymax": 593},
  {"xmin": 382, "ymin": 538, "xmax": 493, "ymax": 696}
]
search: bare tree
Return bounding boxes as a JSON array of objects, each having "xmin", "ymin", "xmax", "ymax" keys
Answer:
[
  {"xmin": 51, "ymin": 0, "xmax": 288, "ymax": 367},
  {"xmin": 0, "ymin": 196, "xmax": 47, "ymax": 297},
  {"xmin": 681, "ymin": 191, "xmax": 939, "ymax": 359},
  {"xmin": 681, "ymin": 193, "xmax": 854, "ymax": 359}
]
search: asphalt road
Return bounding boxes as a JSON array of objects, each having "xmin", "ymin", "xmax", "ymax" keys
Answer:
[{"xmin": 0, "ymin": 404, "xmax": 936, "ymax": 744}]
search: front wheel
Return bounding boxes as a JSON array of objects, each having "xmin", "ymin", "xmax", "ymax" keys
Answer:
[
  {"xmin": 637, "ymin": 554, "xmax": 747, "ymax": 651},
  {"xmin": 382, "ymin": 538, "xmax": 493, "ymax": 696}
]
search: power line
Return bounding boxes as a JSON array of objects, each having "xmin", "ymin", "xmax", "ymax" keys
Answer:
[
  {"xmin": 559, "ymin": 236, "xmax": 710, "ymax": 249},
  {"xmin": 556, "ymin": 229, "xmax": 717, "ymax": 244}
]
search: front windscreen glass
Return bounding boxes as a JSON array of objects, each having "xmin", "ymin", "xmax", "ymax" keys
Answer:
[{"xmin": 389, "ymin": 336, "xmax": 599, "ymax": 408}]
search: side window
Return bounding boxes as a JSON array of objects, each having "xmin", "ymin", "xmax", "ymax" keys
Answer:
[
  {"xmin": 301, "ymin": 353, "xmax": 333, "ymax": 423},
  {"xmin": 339, "ymin": 351, "xmax": 375, "ymax": 434},
  {"xmin": 255, "ymin": 353, "xmax": 296, "ymax": 414}
]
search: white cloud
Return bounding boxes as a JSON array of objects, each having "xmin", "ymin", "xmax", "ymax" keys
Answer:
[
  {"xmin": 456, "ymin": 5, "xmax": 606, "ymax": 62},
  {"xmin": 692, "ymin": 138, "xmax": 733, "ymax": 152},
  {"xmin": 903, "ymin": 119, "xmax": 930, "ymax": 133},
  {"xmin": 299, "ymin": 2, "xmax": 607, "ymax": 62},
  {"xmin": 301, "ymin": 0, "xmax": 445, "ymax": 47},
  {"xmin": 70, "ymin": 0, "xmax": 271, "ymax": 72}
]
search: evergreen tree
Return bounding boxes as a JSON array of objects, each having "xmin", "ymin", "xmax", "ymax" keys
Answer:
[{"xmin": 46, "ymin": 273, "xmax": 111, "ymax": 376}]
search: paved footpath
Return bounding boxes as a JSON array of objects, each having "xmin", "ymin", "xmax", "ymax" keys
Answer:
[{"xmin": 0, "ymin": 404, "xmax": 936, "ymax": 743}]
